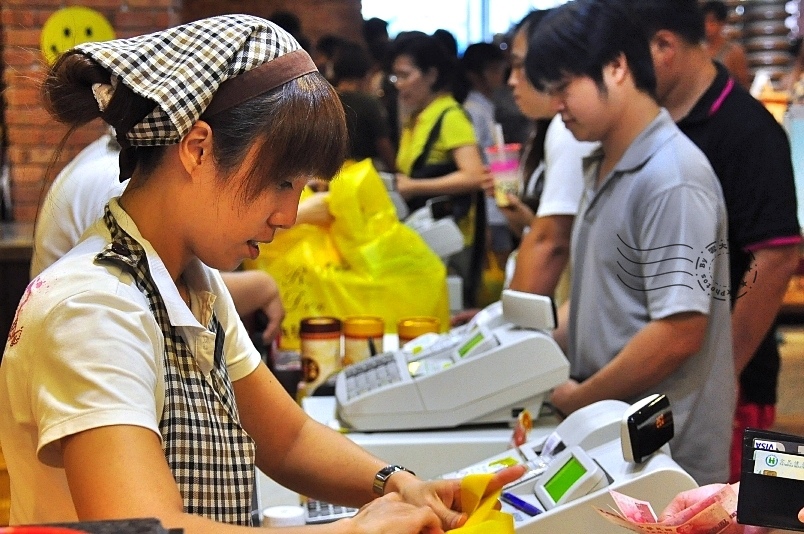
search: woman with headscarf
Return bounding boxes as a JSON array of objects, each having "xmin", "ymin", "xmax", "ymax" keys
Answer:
[{"xmin": 0, "ymin": 15, "xmax": 522, "ymax": 532}]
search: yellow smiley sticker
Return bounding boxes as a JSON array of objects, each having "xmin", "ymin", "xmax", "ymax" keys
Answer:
[{"xmin": 40, "ymin": 6, "xmax": 115, "ymax": 65}]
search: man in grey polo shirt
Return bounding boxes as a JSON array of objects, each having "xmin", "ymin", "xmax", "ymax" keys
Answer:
[{"xmin": 525, "ymin": 0, "xmax": 735, "ymax": 485}]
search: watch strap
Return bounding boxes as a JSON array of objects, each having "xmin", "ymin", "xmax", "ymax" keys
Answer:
[{"xmin": 373, "ymin": 465, "xmax": 415, "ymax": 496}]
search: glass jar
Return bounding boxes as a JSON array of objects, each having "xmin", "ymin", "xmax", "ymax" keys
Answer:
[
  {"xmin": 299, "ymin": 317, "xmax": 342, "ymax": 400},
  {"xmin": 397, "ymin": 316, "xmax": 441, "ymax": 346},
  {"xmin": 342, "ymin": 316, "xmax": 384, "ymax": 366}
]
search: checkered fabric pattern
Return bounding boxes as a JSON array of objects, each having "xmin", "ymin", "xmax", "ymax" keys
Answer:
[
  {"xmin": 75, "ymin": 14, "xmax": 300, "ymax": 146},
  {"xmin": 96, "ymin": 207, "xmax": 256, "ymax": 524}
]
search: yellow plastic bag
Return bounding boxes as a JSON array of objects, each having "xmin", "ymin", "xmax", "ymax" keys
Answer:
[
  {"xmin": 449, "ymin": 473, "xmax": 515, "ymax": 533},
  {"xmin": 244, "ymin": 158, "xmax": 450, "ymax": 350}
]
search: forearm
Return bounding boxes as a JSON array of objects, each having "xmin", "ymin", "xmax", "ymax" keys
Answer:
[
  {"xmin": 398, "ymin": 170, "xmax": 480, "ymax": 198},
  {"xmin": 271, "ymin": 417, "xmax": 388, "ymax": 508},
  {"xmin": 220, "ymin": 270, "xmax": 278, "ymax": 318},
  {"xmin": 564, "ymin": 314, "xmax": 706, "ymax": 413},
  {"xmin": 508, "ymin": 215, "xmax": 573, "ymax": 296},
  {"xmin": 732, "ymin": 245, "xmax": 800, "ymax": 374}
]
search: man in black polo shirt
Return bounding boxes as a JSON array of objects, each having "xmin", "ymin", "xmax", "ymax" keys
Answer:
[{"xmin": 631, "ymin": 0, "xmax": 802, "ymax": 482}]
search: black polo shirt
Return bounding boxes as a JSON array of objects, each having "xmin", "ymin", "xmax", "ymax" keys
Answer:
[{"xmin": 677, "ymin": 62, "xmax": 801, "ymax": 405}]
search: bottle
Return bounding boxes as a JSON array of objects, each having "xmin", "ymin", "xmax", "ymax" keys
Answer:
[
  {"xmin": 299, "ymin": 317, "xmax": 342, "ymax": 401},
  {"xmin": 342, "ymin": 316, "xmax": 384, "ymax": 366},
  {"xmin": 397, "ymin": 316, "xmax": 441, "ymax": 346}
]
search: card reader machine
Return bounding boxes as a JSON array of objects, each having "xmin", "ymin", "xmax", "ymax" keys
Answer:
[
  {"xmin": 334, "ymin": 290, "xmax": 570, "ymax": 431},
  {"xmin": 440, "ymin": 399, "xmax": 697, "ymax": 533}
]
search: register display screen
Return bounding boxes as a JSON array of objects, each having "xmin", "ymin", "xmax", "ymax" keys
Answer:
[
  {"xmin": 457, "ymin": 331, "xmax": 485, "ymax": 358},
  {"xmin": 544, "ymin": 456, "xmax": 588, "ymax": 503}
]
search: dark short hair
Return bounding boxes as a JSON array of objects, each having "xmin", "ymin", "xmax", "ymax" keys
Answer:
[
  {"xmin": 627, "ymin": 0, "xmax": 706, "ymax": 45},
  {"xmin": 701, "ymin": 1, "xmax": 728, "ymax": 22},
  {"xmin": 511, "ymin": 9, "xmax": 554, "ymax": 41},
  {"xmin": 332, "ymin": 41, "xmax": 372, "ymax": 83},
  {"xmin": 525, "ymin": 0, "xmax": 656, "ymax": 96},
  {"xmin": 460, "ymin": 42, "xmax": 505, "ymax": 76},
  {"xmin": 363, "ymin": 17, "xmax": 388, "ymax": 44},
  {"xmin": 390, "ymin": 32, "xmax": 457, "ymax": 93}
]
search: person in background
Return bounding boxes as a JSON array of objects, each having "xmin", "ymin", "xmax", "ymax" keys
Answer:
[
  {"xmin": 432, "ymin": 28, "xmax": 459, "ymax": 59},
  {"xmin": 30, "ymin": 133, "xmax": 286, "ymax": 345},
  {"xmin": 630, "ymin": 0, "xmax": 802, "ymax": 484},
  {"xmin": 363, "ymin": 17, "xmax": 399, "ymax": 147},
  {"xmin": 389, "ymin": 31, "xmax": 492, "ymax": 308},
  {"xmin": 0, "ymin": 15, "xmax": 523, "ymax": 531},
  {"xmin": 313, "ymin": 34, "xmax": 346, "ymax": 83},
  {"xmin": 332, "ymin": 41, "xmax": 397, "ymax": 171},
  {"xmin": 459, "ymin": 42, "xmax": 513, "ymax": 270},
  {"xmin": 529, "ymin": 0, "xmax": 734, "ymax": 485},
  {"xmin": 269, "ymin": 9, "xmax": 311, "ymax": 51},
  {"xmin": 503, "ymin": 9, "xmax": 597, "ymax": 300},
  {"xmin": 701, "ymin": 0, "xmax": 751, "ymax": 88}
]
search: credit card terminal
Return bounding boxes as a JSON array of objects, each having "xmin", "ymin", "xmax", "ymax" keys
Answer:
[
  {"xmin": 335, "ymin": 291, "xmax": 569, "ymax": 431},
  {"xmin": 439, "ymin": 399, "xmax": 697, "ymax": 533}
]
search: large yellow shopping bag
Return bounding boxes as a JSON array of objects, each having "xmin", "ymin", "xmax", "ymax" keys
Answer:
[{"xmin": 244, "ymin": 158, "xmax": 450, "ymax": 350}]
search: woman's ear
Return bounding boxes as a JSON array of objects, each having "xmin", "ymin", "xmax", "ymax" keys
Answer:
[
  {"xmin": 425, "ymin": 66, "xmax": 439, "ymax": 90},
  {"xmin": 178, "ymin": 120, "xmax": 214, "ymax": 174}
]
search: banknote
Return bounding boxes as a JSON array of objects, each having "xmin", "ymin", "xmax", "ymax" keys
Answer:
[{"xmin": 595, "ymin": 485, "xmax": 737, "ymax": 534}]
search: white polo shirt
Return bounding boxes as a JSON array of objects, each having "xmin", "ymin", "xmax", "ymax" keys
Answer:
[{"xmin": 0, "ymin": 199, "xmax": 261, "ymax": 524}]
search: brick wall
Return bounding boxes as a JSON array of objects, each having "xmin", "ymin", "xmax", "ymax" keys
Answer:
[
  {"xmin": 1, "ymin": 0, "xmax": 182, "ymax": 222},
  {"xmin": 0, "ymin": 0, "xmax": 362, "ymax": 222}
]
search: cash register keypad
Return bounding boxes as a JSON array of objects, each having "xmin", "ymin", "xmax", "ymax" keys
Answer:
[{"xmin": 343, "ymin": 352, "xmax": 402, "ymax": 400}]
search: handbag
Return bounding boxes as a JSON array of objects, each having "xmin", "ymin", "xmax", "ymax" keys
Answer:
[{"xmin": 407, "ymin": 106, "xmax": 472, "ymax": 221}]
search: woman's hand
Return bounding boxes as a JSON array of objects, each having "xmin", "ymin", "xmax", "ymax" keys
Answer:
[
  {"xmin": 343, "ymin": 493, "xmax": 444, "ymax": 534},
  {"xmin": 659, "ymin": 483, "xmax": 772, "ymax": 534},
  {"xmin": 499, "ymin": 195, "xmax": 535, "ymax": 238},
  {"xmin": 389, "ymin": 464, "xmax": 528, "ymax": 530}
]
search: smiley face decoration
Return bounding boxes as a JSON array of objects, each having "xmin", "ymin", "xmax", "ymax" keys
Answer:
[{"xmin": 40, "ymin": 6, "xmax": 115, "ymax": 65}]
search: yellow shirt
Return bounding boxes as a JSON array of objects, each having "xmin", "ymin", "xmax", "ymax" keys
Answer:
[{"xmin": 396, "ymin": 94, "xmax": 477, "ymax": 175}]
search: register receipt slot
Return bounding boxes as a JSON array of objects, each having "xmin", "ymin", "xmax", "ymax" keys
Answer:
[
  {"xmin": 441, "ymin": 400, "xmax": 698, "ymax": 534},
  {"xmin": 335, "ymin": 290, "xmax": 569, "ymax": 431}
]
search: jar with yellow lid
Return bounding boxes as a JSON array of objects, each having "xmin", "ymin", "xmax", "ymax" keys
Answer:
[
  {"xmin": 342, "ymin": 316, "xmax": 384, "ymax": 366},
  {"xmin": 397, "ymin": 316, "xmax": 441, "ymax": 346}
]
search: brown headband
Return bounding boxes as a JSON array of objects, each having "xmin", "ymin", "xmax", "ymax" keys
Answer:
[{"xmin": 201, "ymin": 49, "xmax": 317, "ymax": 118}]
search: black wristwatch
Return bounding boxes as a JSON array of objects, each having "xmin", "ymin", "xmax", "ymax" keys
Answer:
[{"xmin": 373, "ymin": 465, "xmax": 416, "ymax": 496}]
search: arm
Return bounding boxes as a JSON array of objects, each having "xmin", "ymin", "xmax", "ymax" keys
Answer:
[
  {"xmin": 220, "ymin": 270, "xmax": 285, "ymax": 344},
  {"xmin": 508, "ymin": 214, "xmax": 574, "ymax": 296},
  {"xmin": 552, "ymin": 299, "xmax": 570, "ymax": 354},
  {"xmin": 497, "ymin": 194, "xmax": 536, "ymax": 238},
  {"xmin": 395, "ymin": 144, "xmax": 492, "ymax": 199},
  {"xmin": 234, "ymin": 364, "xmax": 526, "ymax": 529},
  {"xmin": 375, "ymin": 136, "xmax": 398, "ymax": 172},
  {"xmin": 62, "ymin": 424, "xmax": 451, "ymax": 534},
  {"xmin": 551, "ymin": 312, "xmax": 707, "ymax": 415},
  {"xmin": 732, "ymin": 245, "xmax": 800, "ymax": 374}
]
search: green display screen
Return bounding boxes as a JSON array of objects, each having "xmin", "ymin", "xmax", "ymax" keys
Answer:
[
  {"xmin": 544, "ymin": 455, "xmax": 587, "ymax": 503},
  {"xmin": 457, "ymin": 332, "xmax": 484, "ymax": 357}
]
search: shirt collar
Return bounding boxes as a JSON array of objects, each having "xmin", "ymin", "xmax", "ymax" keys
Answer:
[
  {"xmin": 583, "ymin": 108, "xmax": 677, "ymax": 190},
  {"xmin": 107, "ymin": 198, "xmax": 216, "ymax": 329},
  {"xmin": 678, "ymin": 61, "xmax": 731, "ymax": 126}
]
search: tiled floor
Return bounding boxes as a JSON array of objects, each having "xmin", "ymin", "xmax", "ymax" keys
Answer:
[{"xmin": 772, "ymin": 326, "xmax": 804, "ymax": 436}]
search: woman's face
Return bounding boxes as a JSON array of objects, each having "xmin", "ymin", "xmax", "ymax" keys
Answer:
[
  {"xmin": 391, "ymin": 54, "xmax": 437, "ymax": 113},
  {"xmin": 189, "ymin": 141, "xmax": 309, "ymax": 272},
  {"xmin": 508, "ymin": 29, "xmax": 557, "ymax": 121}
]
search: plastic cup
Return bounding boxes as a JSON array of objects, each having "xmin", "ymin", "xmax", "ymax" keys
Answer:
[{"xmin": 485, "ymin": 143, "xmax": 521, "ymax": 208}]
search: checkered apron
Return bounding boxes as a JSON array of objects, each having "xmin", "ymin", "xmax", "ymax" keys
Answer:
[{"xmin": 95, "ymin": 207, "xmax": 255, "ymax": 524}]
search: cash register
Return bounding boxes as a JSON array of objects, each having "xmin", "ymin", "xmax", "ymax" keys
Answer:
[
  {"xmin": 334, "ymin": 290, "xmax": 570, "ymax": 431},
  {"xmin": 441, "ymin": 398, "xmax": 697, "ymax": 533}
]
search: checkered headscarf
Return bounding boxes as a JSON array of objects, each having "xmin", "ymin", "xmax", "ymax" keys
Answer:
[{"xmin": 73, "ymin": 14, "xmax": 316, "ymax": 147}]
